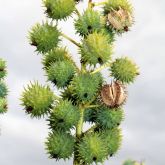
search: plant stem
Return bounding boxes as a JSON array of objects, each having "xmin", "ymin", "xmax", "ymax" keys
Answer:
[
  {"xmin": 76, "ymin": 107, "xmax": 85, "ymax": 137},
  {"xmin": 85, "ymin": 104, "xmax": 101, "ymax": 109},
  {"xmin": 61, "ymin": 33, "xmax": 81, "ymax": 47},
  {"xmin": 74, "ymin": 107, "xmax": 85, "ymax": 165},
  {"xmin": 88, "ymin": 0, "xmax": 93, "ymax": 8},
  {"xmin": 93, "ymin": 1, "xmax": 107, "ymax": 7},
  {"xmin": 91, "ymin": 62, "xmax": 111, "ymax": 74}
]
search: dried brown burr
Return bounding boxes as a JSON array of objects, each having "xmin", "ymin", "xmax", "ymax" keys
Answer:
[
  {"xmin": 100, "ymin": 81, "xmax": 127, "ymax": 107},
  {"xmin": 107, "ymin": 7, "xmax": 133, "ymax": 32}
]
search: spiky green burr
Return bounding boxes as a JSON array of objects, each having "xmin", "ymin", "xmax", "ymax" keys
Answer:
[
  {"xmin": 43, "ymin": 0, "xmax": 76, "ymax": 20},
  {"xmin": 78, "ymin": 132, "xmax": 108, "ymax": 164},
  {"xmin": 60, "ymin": 85, "xmax": 78, "ymax": 105},
  {"xmin": 101, "ymin": 128, "xmax": 122, "ymax": 156},
  {"xmin": 48, "ymin": 99, "xmax": 80, "ymax": 131},
  {"xmin": 21, "ymin": 82, "xmax": 55, "ymax": 118},
  {"xmin": 45, "ymin": 131, "xmax": 75, "ymax": 160},
  {"xmin": 0, "ymin": 58, "xmax": 8, "ymax": 114},
  {"xmin": 29, "ymin": 22, "xmax": 60, "ymax": 53},
  {"xmin": 96, "ymin": 106, "xmax": 124, "ymax": 129},
  {"xmin": 42, "ymin": 47, "xmax": 70, "ymax": 68},
  {"xmin": 110, "ymin": 57, "xmax": 139, "ymax": 83},
  {"xmin": 72, "ymin": 72, "xmax": 103, "ymax": 103},
  {"xmin": 0, "ymin": 98, "xmax": 7, "ymax": 114},
  {"xmin": 0, "ymin": 58, "xmax": 7, "ymax": 79},
  {"xmin": 80, "ymin": 32, "xmax": 113, "ymax": 66},
  {"xmin": 47, "ymin": 60, "xmax": 76, "ymax": 88},
  {"xmin": 74, "ymin": 9, "xmax": 103, "ymax": 36},
  {"xmin": 0, "ymin": 81, "xmax": 8, "ymax": 98},
  {"xmin": 84, "ymin": 108, "xmax": 97, "ymax": 123},
  {"xmin": 101, "ymin": 27, "xmax": 115, "ymax": 43}
]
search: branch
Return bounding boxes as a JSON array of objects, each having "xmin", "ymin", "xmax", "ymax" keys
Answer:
[
  {"xmin": 85, "ymin": 104, "xmax": 101, "ymax": 109},
  {"xmin": 88, "ymin": 0, "xmax": 93, "ymax": 8},
  {"xmin": 93, "ymin": 1, "xmax": 107, "ymax": 7},
  {"xmin": 61, "ymin": 33, "xmax": 81, "ymax": 47},
  {"xmin": 91, "ymin": 62, "xmax": 111, "ymax": 74},
  {"xmin": 76, "ymin": 107, "xmax": 85, "ymax": 137}
]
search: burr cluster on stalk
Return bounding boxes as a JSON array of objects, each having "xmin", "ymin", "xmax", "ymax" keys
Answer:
[{"xmin": 21, "ymin": 0, "xmax": 139, "ymax": 164}]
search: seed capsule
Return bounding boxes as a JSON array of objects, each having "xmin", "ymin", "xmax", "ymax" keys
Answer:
[
  {"xmin": 107, "ymin": 8, "xmax": 133, "ymax": 32},
  {"xmin": 100, "ymin": 81, "xmax": 127, "ymax": 107}
]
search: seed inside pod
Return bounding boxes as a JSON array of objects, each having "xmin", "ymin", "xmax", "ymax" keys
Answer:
[{"xmin": 100, "ymin": 81, "xmax": 127, "ymax": 107}]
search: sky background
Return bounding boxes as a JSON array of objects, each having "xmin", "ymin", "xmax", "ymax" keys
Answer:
[{"xmin": 0, "ymin": 0, "xmax": 165, "ymax": 165}]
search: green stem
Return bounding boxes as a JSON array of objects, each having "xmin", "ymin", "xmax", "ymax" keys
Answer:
[
  {"xmin": 74, "ymin": 107, "xmax": 85, "ymax": 165},
  {"xmin": 85, "ymin": 104, "xmax": 101, "ymax": 109},
  {"xmin": 76, "ymin": 107, "xmax": 85, "ymax": 137},
  {"xmin": 88, "ymin": 0, "xmax": 93, "ymax": 8},
  {"xmin": 93, "ymin": 1, "xmax": 107, "ymax": 7},
  {"xmin": 61, "ymin": 33, "xmax": 81, "ymax": 47},
  {"xmin": 91, "ymin": 62, "xmax": 111, "ymax": 74}
]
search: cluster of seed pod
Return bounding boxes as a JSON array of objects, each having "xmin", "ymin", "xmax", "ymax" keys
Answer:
[
  {"xmin": 0, "ymin": 58, "xmax": 8, "ymax": 114},
  {"xmin": 21, "ymin": 0, "xmax": 139, "ymax": 164}
]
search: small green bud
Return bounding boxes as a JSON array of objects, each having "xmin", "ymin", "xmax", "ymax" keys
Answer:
[
  {"xmin": 0, "ymin": 98, "xmax": 7, "ymax": 114},
  {"xmin": 80, "ymin": 32, "xmax": 113, "ymax": 66},
  {"xmin": 96, "ymin": 106, "xmax": 124, "ymax": 129},
  {"xmin": 74, "ymin": 9, "xmax": 103, "ymax": 36},
  {"xmin": 48, "ymin": 99, "xmax": 79, "ymax": 131},
  {"xmin": 42, "ymin": 47, "xmax": 70, "ymax": 68},
  {"xmin": 0, "ymin": 58, "xmax": 7, "ymax": 79},
  {"xmin": 29, "ymin": 22, "xmax": 60, "ymax": 53},
  {"xmin": 78, "ymin": 132, "xmax": 108, "ymax": 164},
  {"xmin": 21, "ymin": 82, "xmax": 54, "ymax": 118},
  {"xmin": 110, "ymin": 57, "xmax": 139, "ymax": 83},
  {"xmin": 47, "ymin": 60, "xmax": 76, "ymax": 88},
  {"xmin": 43, "ymin": 0, "xmax": 76, "ymax": 20},
  {"xmin": 72, "ymin": 72, "xmax": 103, "ymax": 103},
  {"xmin": 45, "ymin": 131, "xmax": 75, "ymax": 160},
  {"xmin": 0, "ymin": 81, "xmax": 8, "ymax": 98}
]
